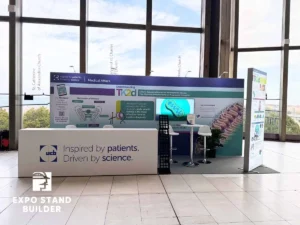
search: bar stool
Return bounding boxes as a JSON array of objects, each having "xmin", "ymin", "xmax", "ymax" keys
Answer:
[
  {"xmin": 103, "ymin": 125, "xmax": 113, "ymax": 128},
  {"xmin": 169, "ymin": 125, "xmax": 179, "ymax": 164},
  {"xmin": 197, "ymin": 125, "xmax": 212, "ymax": 164}
]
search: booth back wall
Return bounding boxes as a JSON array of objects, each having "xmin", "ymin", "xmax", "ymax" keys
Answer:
[{"xmin": 50, "ymin": 73, "xmax": 244, "ymax": 156}]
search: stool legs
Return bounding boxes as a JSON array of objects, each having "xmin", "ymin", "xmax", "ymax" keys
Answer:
[
  {"xmin": 198, "ymin": 136, "xmax": 211, "ymax": 164},
  {"xmin": 170, "ymin": 136, "xmax": 178, "ymax": 164},
  {"xmin": 204, "ymin": 136, "xmax": 207, "ymax": 163}
]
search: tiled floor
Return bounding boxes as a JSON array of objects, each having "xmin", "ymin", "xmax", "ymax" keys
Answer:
[{"xmin": 0, "ymin": 141, "xmax": 300, "ymax": 225}]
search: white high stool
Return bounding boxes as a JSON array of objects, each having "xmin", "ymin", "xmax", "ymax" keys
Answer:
[
  {"xmin": 103, "ymin": 125, "xmax": 113, "ymax": 128},
  {"xmin": 197, "ymin": 125, "xmax": 212, "ymax": 164},
  {"xmin": 169, "ymin": 125, "xmax": 179, "ymax": 164}
]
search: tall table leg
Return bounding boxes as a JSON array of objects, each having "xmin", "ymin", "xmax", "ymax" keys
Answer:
[
  {"xmin": 183, "ymin": 127, "xmax": 199, "ymax": 167},
  {"xmin": 170, "ymin": 136, "xmax": 178, "ymax": 164}
]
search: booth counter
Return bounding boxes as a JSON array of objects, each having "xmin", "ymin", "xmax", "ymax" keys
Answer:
[{"xmin": 18, "ymin": 128, "xmax": 158, "ymax": 177}]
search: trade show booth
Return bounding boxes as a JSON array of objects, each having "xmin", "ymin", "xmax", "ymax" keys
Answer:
[{"xmin": 18, "ymin": 72, "xmax": 255, "ymax": 177}]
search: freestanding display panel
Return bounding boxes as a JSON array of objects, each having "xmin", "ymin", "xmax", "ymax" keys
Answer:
[{"xmin": 244, "ymin": 68, "xmax": 267, "ymax": 172}]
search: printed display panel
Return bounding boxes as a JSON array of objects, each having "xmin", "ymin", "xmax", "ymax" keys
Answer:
[{"xmin": 50, "ymin": 73, "xmax": 244, "ymax": 156}]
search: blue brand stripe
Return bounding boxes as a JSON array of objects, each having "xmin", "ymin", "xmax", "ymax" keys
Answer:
[{"xmin": 50, "ymin": 73, "xmax": 244, "ymax": 88}]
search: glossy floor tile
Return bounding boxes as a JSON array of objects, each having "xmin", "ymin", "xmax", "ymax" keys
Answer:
[
  {"xmin": 0, "ymin": 198, "xmax": 12, "ymax": 213},
  {"xmin": 137, "ymin": 175, "xmax": 165, "ymax": 194},
  {"xmin": 111, "ymin": 176, "xmax": 138, "ymax": 194},
  {"xmin": 181, "ymin": 174, "xmax": 218, "ymax": 192},
  {"xmin": 82, "ymin": 176, "xmax": 113, "ymax": 195},
  {"xmin": 66, "ymin": 196, "xmax": 108, "ymax": 225},
  {"xmin": 1, "ymin": 141, "xmax": 300, "ymax": 224},
  {"xmin": 160, "ymin": 175, "xmax": 193, "ymax": 193},
  {"xmin": 54, "ymin": 177, "xmax": 89, "ymax": 196},
  {"xmin": 142, "ymin": 217, "xmax": 179, "ymax": 225},
  {"xmin": 27, "ymin": 197, "xmax": 79, "ymax": 225},
  {"xmin": 140, "ymin": 194, "xmax": 175, "ymax": 218},
  {"xmin": 169, "ymin": 193, "xmax": 210, "ymax": 217}
]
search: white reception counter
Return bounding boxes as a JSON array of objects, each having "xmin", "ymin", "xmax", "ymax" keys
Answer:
[{"xmin": 18, "ymin": 128, "xmax": 158, "ymax": 177}]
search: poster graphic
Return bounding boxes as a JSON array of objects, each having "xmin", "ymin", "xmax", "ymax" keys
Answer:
[
  {"xmin": 211, "ymin": 102, "xmax": 244, "ymax": 145},
  {"xmin": 155, "ymin": 98, "xmax": 194, "ymax": 121}
]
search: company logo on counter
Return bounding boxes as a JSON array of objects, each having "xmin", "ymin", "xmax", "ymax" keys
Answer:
[
  {"xmin": 116, "ymin": 88, "xmax": 136, "ymax": 96},
  {"xmin": 40, "ymin": 145, "xmax": 58, "ymax": 162},
  {"xmin": 52, "ymin": 74, "xmax": 60, "ymax": 81}
]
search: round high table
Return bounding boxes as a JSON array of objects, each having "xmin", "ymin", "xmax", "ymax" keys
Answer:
[{"xmin": 180, "ymin": 124, "xmax": 203, "ymax": 167}]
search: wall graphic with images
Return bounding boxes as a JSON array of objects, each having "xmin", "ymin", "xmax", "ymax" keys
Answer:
[{"xmin": 50, "ymin": 73, "xmax": 244, "ymax": 156}]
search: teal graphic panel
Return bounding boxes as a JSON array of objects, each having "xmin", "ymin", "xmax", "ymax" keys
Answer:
[
  {"xmin": 156, "ymin": 98, "xmax": 194, "ymax": 121},
  {"xmin": 116, "ymin": 101, "xmax": 154, "ymax": 121}
]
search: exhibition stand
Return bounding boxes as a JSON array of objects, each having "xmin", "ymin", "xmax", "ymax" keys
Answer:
[
  {"xmin": 18, "ymin": 128, "xmax": 158, "ymax": 177},
  {"xmin": 17, "ymin": 72, "xmax": 254, "ymax": 177}
]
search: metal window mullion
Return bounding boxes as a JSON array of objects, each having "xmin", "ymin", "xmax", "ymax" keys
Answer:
[
  {"xmin": 289, "ymin": 46, "xmax": 300, "ymax": 50},
  {"xmin": 0, "ymin": 16, "xmax": 9, "ymax": 21},
  {"xmin": 87, "ymin": 21, "xmax": 145, "ymax": 30},
  {"xmin": 151, "ymin": 25, "xmax": 202, "ymax": 33},
  {"xmin": 80, "ymin": 0, "xmax": 87, "ymax": 73},
  {"xmin": 208, "ymin": 0, "xmax": 221, "ymax": 78},
  {"xmin": 20, "ymin": 17, "xmax": 80, "ymax": 26},
  {"xmin": 238, "ymin": 46, "xmax": 283, "ymax": 52},
  {"xmin": 145, "ymin": 0, "xmax": 152, "ymax": 76},
  {"xmin": 279, "ymin": 0, "xmax": 291, "ymax": 141},
  {"xmin": 230, "ymin": 0, "xmax": 239, "ymax": 79},
  {"xmin": 200, "ymin": 0, "xmax": 211, "ymax": 77}
]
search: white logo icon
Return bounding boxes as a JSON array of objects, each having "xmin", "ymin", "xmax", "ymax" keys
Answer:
[{"xmin": 32, "ymin": 172, "xmax": 52, "ymax": 192}]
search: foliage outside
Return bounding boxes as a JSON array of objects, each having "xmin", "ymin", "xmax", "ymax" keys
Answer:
[
  {"xmin": 264, "ymin": 111, "xmax": 280, "ymax": 134},
  {"xmin": 23, "ymin": 107, "xmax": 50, "ymax": 128},
  {"xmin": 0, "ymin": 107, "xmax": 50, "ymax": 130},
  {"xmin": 0, "ymin": 109, "xmax": 9, "ymax": 130},
  {"xmin": 264, "ymin": 111, "xmax": 300, "ymax": 135},
  {"xmin": 242, "ymin": 110, "xmax": 300, "ymax": 135},
  {"xmin": 286, "ymin": 115, "xmax": 300, "ymax": 135}
]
